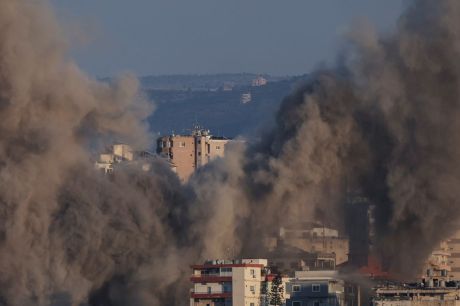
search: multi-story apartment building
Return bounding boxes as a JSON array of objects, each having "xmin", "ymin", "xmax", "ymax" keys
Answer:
[
  {"xmin": 157, "ymin": 127, "xmax": 234, "ymax": 181},
  {"xmin": 345, "ymin": 194, "xmax": 375, "ymax": 269},
  {"xmin": 422, "ymin": 240, "xmax": 451, "ymax": 284},
  {"xmin": 447, "ymin": 230, "xmax": 460, "ymax": 280},
  {"xmin": 157, "ymin": 135, "xmax": 196, "ymax": 180},
  {"xmin": 285, "ymin": 271, "xmax": 345, "ymax": 306},
  {"xmin": 190, "ymin": 259, "xmax": 269, "ymax": 306},
  {"xmin": 372, "ymin": 283, "xmax": 460, "ymax": 306}
]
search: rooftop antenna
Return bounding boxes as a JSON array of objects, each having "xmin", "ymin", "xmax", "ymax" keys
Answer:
[{"xmin": 194, "ymin": 114, "xmax": 200, "ymax": 131}]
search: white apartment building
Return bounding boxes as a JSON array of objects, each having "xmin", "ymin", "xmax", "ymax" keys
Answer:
[
  {"xmin": 95, "ymin": 144, "xmax": 155, "ymax": 173},
  {"xmin": 190, "ymin": 259, "xmax": 270, "ymax": 306}
]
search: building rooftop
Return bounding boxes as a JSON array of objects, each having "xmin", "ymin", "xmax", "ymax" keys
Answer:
[
  {"xmin": 294, "ymin": 270, "xmax": 340, "ymax": 280},
  {"xmin": 192, "ymin": 258, "xmax": 268, "ymax": 269}
]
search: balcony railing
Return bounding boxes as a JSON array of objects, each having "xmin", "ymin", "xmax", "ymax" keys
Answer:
[
  {"xmin": 190, "ymin": 275, "xmax": 232, "ymax": 283},
  {"xmin": 190, "ymin": 289, "xmax": 232, "ymax": 299},
  {"xmin": 193, "ymin": 272, "xmax": 232, "ymax": 277}
]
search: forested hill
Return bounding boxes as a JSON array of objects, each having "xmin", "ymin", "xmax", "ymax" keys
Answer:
[{"xmin": 145, "ymin": 74, "xmax": 309, "ymax": 138}]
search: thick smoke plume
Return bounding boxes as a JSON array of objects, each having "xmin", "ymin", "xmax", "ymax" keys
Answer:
[
  {"xmin": 191, "ymin": 0, "xmax": 460, "ymax": 277},
  {"xmin": 0, "ymin": 1, "xmax": 192, "ymax": 305},
  {"xmin": 1, "ymin": 0, "xmax": 460, "ymax": 305}
]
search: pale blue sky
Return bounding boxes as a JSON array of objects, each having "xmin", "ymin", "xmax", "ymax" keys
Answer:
[{"xmin": 52, "ymin": 0, "xmax": 405, "ymax": 77}]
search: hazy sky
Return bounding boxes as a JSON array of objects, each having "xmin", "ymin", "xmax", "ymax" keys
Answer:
[{"xmin": 52, "ymin": 0, "xmax": 405, "ymax": 77}]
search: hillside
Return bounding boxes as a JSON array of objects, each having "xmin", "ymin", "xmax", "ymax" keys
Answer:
[{"xmin": 146, "ymin": 74, "xmax": 309, "ymax": 138}]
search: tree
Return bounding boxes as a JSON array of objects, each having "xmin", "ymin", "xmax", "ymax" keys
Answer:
[
  {"xmin": 270, "ymin": 274, "xmax": 284, "ymax": 306},
  {"xmin": 260, "ymin": 281, "xmax": 270, "ymax": 306}
]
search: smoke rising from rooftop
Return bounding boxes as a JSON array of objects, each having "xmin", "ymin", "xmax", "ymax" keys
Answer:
[
  {"xmin": 0, "ymin": 0, "xmax": 459, "ymax": 305},
  {"xmin": 191, "ymin": 0, "xmax": 460, "ymax": 276}
]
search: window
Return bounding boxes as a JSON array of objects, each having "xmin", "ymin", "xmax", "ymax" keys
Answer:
[
  {"xmin": 216, "ymin": 145, "xmax": 221, "ymax": 150},
  {"xmin": 221, "ymin": 267, "xmax": 232, "ymax": 273},
  {"xmin": 312, "ymin": 284, "xmax": 320, "ymax": 292},
  {"xmin": 293, "ymin": 285, "xmax": 301, "ymax": 292},
  {"xmin": 293, "ymin": 302, "xmax": 301, "ymax": 306},
  {"xmin": 178, "ymin": 141, "xmax": 186, "ymax": 148},
  {"xmin": 250, "ymin": 303, "xmax": 255, "ymax": 306},
  {"xmin": 207, "ymin": 287, "xmax": 211, "ymax": 294},
  {"xmin": 250, "ymin": 269, "xmax": 256, "ymax": 278},
  {"xmin": 250, "ymin": 285, "xmax": 255, "ymax": 293}
]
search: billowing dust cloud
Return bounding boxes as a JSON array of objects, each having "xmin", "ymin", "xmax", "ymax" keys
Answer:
[
  {"xmin": 0, "ymin": 1, "xmax": 191, "ymax": 305},
  {"xmin": 0, "ymin": 0, "xmax": 460, "ymax": 305}
]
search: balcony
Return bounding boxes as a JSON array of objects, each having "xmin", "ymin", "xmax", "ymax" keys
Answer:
[
  {"xmin": 190, "ymin": 275, "xmax": 232, "ymax": 283},
  {"xmin": 190, "ymin": 290, "xmax": 232, "ymax": 299}
]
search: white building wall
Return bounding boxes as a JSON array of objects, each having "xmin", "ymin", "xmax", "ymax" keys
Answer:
[
  {"xmin": 233, "ymin": 266, "xmax": 263, "ymax": 306},
  {"xmin": 113, "ymin": 144, "xmax": 134, "ymax": 161},
  {"xmin": 233, "ymin": 267, "xmax": 246, "ymax": 306}
]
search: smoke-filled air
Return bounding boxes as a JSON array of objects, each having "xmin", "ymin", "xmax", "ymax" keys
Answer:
[{"xmin": 0, "ymin": 0, "xmax": 459, "ymax": 305}]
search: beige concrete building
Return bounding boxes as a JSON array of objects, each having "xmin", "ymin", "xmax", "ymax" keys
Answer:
[
  {"xmin": 422, "ymin": 240, "xmax": 451, "ymax": 284},
  {"xmin": 95, "ymin": 144, "xmax": 135, "ymax": 173},
  {"xmin": 157, "ymin": 128, "xmax": 234, "ymax": 181},
  {"xmin": 95, "ymin": 144, "xmax": 156, "ymax": 173},
  {"xmin": 190, "ymin": 259, "xmax": 273, "ymax": 306},
  {"xmin": 373, "ymin": 286, "xmax": 460, "ymax": 306},
  {"xmin": 446, "ymin": 230, "xmax": 460, "ymax": 280},
  {"xmin": 157, "ymin": 135, "xmax": 196, "ymax": 181}
]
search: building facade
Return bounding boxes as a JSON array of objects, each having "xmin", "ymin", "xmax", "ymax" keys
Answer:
[
  {"xmin": 285, "ymin": 271, "xmax": 345, "ymax": 306},
  {"xmin": 157, "ymin": 128, "xmax": 233, "ymax": 181},
  {"xmin": 447, "ymin": 230, "xmax": 460, "ymax": 280},
  {"xmin": 373, "ymin": 285, "xmax": 460, "ymax": 306},
  {"xmin": 422, "ymin": 240, "xmax": 451, "ymax": 285},
  {"xmin": 190, "ymin": 259, "xmax": 270, "ymax": 306},
  {"xmin": 345, "ymin": 194, "xmax": 375, "ymax": 268}
]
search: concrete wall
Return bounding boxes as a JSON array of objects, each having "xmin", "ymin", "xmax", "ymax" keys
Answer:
[
  {"xmin": 170, "ymin": 136, "xmax": 195, "ymax": 181},
  {"xmin": 448, "ymin": 230, "xmax": 460, "ymax": 279},
  {"xmin": 208, "ymin": 139, "xmax": 229, "ymax": 160},
  {"xmin": 113, "ymin": 144, "xmax": 134, "ymax": 161},
  {"xmin": 194, "ymin": 282, "xmax": 224, "ymax": 294},
  {"xmin": 158, "ymin": 135, "xmax": 232, "ymax": 181},
  {"xmin": 232, "ymin": 266, "xmax": 263, "ymax": 306}
]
